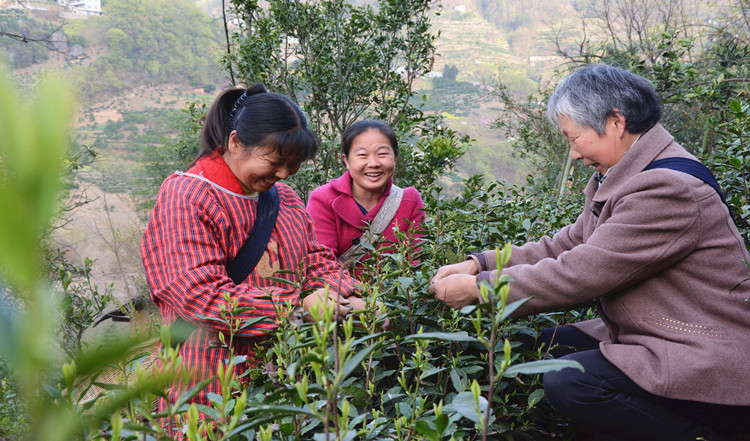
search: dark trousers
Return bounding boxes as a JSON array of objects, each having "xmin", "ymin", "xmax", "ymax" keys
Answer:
[{"xmin": 539, "ymin": 326, "xmax": 750, "ymax": 441}]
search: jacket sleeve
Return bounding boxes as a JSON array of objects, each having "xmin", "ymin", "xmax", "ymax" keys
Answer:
[
  {"xmin": 482, "ymin": 176, "xmax": 700, "ymax": 316},
  {"xmin": 477, "ymin": 211, "xmax": 585, "ymax": 272},
  {"xmin": 142, "ymin": 180, "xmax": 298, "ymax": 338},
  {"xmin": 307, "ymin": 186, "xmax": 341, "ymax": 256},
  {"xmin": 301, "ymin": 212, "xmax": 359, "ymax": 297},
  {"xmin": 405, "ymin": 187, "xmax": 426, "ymax": 235}
]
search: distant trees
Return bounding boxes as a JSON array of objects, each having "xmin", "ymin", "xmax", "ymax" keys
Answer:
[
  {"xmin": 495, "ymin": 0, "xmax": 750, "ymax": 230},
  {"xmin": 227, "ymin": 0, "xmax": 469, "ymax": 198},
  {"xmin": 549, "ymin": 0, "xmax": 750, "ymax": 156},
  {"xmin": 77, "ymin": 0, "xmax": 224, "ymax": 102},
  {"xmin": 443, "ymin": 63, "xmax": 459, "ymax": 80},
  {"xmin": 553, "ymin": 0, "xmax": 707, "ymax": 64}
]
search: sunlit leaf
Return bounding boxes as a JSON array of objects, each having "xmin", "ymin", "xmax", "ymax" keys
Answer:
[
  {"xmin": 503, "ymin": 359, "xmax": 584, "ymax": 377},
  {"xmin": 403, "ymin": 331, "xmax": 479, "ymax": 343},
  {"xmin": 448, "ymin": 391, "xmax": 488, "ymax": 424}
]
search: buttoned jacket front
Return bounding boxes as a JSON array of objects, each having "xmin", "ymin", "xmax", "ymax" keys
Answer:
[{"xmin": 477, "ymin": 124, "xmax": 750, "ymax": 405}]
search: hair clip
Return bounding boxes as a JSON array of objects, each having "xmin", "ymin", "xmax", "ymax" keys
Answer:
[{"xmin": 227, "ymin": 90, "xmax": 248, "ymax": 125}]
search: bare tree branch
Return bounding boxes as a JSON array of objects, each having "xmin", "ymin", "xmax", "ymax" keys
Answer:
[
  {"xmin": 0, "ymin": 22, "xmax": 68, "ymax": 54},
  {"xmin": 222, "ymin": 0, "xmax": 236, "ymax": 86},
  {"xmin": 554, "ymin": 0, "xmax": 706, "ymax": 65}
]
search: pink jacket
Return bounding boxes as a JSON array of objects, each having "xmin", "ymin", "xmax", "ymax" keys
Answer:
[
  {"xmin": 307, "ymin": 171, "xmax": 424, "ymax": 261},
  {"xmin": 475, "ymin": 124, "xmax": 750, "ymax": 405}
]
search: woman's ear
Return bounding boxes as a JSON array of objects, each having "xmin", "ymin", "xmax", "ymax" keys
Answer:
[
  {"xmin": 610, "ymin": 109, "xmax": 627, "ymax": 136},
  {"xmin": 341, "ymin": 153, "xmax": 349, "ymax": 169},
  {"xmin": 227, "ymin": 130, "xmax": 245, "ymax": 156}
]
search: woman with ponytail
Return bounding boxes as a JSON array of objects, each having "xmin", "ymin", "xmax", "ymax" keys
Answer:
[{"xmin": 141, "ymin": 84, "xmax": 364, "ymax": 437}]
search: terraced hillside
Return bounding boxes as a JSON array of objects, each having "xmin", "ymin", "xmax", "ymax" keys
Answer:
[{"xmin": 431, "ymin": 3, "xmax": 517, "ymax": 81}]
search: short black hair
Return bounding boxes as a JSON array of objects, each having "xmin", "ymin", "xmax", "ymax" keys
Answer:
[{"xmin": 341, "ymin": 119, "xmax": 398, "ymax": 158}]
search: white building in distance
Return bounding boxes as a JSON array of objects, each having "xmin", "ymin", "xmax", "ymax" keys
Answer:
[{"xmin": 57, "ymin": 0, "xmax": 101, "ymax": 16}]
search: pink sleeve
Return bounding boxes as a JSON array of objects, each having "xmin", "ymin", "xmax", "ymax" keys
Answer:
[{"xmin": 408, "ymin": 188, "xmax": 426, "ymax": 236}]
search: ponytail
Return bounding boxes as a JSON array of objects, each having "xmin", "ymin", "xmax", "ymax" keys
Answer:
[
  {"xmin": 193, "ymin": 83, "xmax": 318, "ymax": 167},
  {"xmin": 199, "ymin": 84, "xmax": 268, "ymax": 157}
]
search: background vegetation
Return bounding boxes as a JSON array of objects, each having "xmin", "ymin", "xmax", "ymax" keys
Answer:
[
  {"xmin": 74, "ymin": 0, "xmax": 224, "ymax": 102},
  {"xmin": 0, "ymin": 0, "xmax": 749, "ymax": 440},
  {"xmin": 0, "ymin": 11, "xmax": 57, "ymax": 69}
]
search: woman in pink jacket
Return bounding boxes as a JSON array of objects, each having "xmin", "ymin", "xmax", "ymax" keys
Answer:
[
  {"xmin": 430, "ymin": 64, "xmax": 750, "ymax": 441},
  {"xmin": 307, "ymin": 120, "xmax": 424, "ymax": 275}
]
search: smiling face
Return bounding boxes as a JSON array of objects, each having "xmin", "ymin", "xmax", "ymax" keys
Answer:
[
  {"xmin": 223, "ymin": 131, "xmax": 301, "ymax": 194},
  {"xmin": 558, "ymin": 113, "xmax": 630, "ymax": 175},
  {"xmin": 343, "ymin": 129, "xmax": 397, "ymax": 199}
]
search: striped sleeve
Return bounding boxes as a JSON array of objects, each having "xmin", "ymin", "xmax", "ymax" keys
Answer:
[
  {"xmin": 275, "ymin": 185, "xmax": 359, "ymax": 297},
  {"xmin": 142, "ymin": 176, "xmax": 299, "ymax": 338}
]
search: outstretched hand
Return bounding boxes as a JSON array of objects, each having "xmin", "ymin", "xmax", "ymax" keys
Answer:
[
  {"xmin": 428, "ymin": 273, "xmax": 479, "ymax": 309},
  {"xmin": 430, "ymin": 259, "xmax": 479, "ymax": 285},
  {"xmin": 302, "ymin": 288, "xmax": 352, "ymax": 322}
]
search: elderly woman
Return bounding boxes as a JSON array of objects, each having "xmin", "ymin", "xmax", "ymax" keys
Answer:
[{"xmin": 429, "ymin": 64, "xmax": 750, "ymax": 441}]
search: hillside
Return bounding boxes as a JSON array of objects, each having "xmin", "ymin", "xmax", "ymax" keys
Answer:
[
  {"xmin": 3, "ymin": 0, "xmax": 569, "ymax": 184},
  {"xmin": 432, "ymin": 2, "xmax": 514, "ymax": 78},
  {"xmin": 422, "ymin": 0, "xmax": 558, "ymax": 182},
  {"xmin": 0, "ymin": 0, "xmax": 575, "ymax": 301}
]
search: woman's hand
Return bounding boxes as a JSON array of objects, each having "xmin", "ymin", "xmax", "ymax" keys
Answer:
[
  {"xmin": 302, "ymin": 288, "xmax": 352, "ymax": 322},
  {"xmin": 302, "ymin": 290, "xmax": 392, "ymax": 330},
  {"xmin": 346, "ymin": 296, "xmax": 392, "ymax": 331},
  {"xmin": 430, "ymin": 259, "xmax": 479, "ymax": 285},
  {"xmin": 428, "ymin": 274, "xmax": 478, "ymax": 309}
]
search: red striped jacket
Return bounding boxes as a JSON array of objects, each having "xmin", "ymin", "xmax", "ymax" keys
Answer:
[{"xmin": 141, "ymin": 154, "xmax": 357, "ymax": 434}]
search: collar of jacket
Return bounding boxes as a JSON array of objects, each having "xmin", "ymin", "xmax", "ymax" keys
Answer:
[
  {"xmin": 186, "ymin": 152, "xmax": 246, "ymax": 195},
  {"xmin": 586, "ymin": 124, "xmax": 675, "ymax": 204},
  {"xmin": 329, "ymin": 170, "xmax": 394, "ymax": 228}
]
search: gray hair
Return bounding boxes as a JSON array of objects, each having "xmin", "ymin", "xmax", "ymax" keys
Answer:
[{"xmin": 546, "ymin": 64, "xmax": 662, "ymax": 135}]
